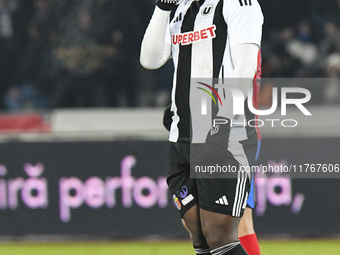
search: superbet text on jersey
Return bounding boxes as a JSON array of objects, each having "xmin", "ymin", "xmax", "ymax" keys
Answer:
[{"xmin": 166, "ymin": 0, "xmax": 263, "ymax": 142}]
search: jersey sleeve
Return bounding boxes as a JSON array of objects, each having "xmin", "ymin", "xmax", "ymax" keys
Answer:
[
  {"xmin": 140, "ymin": 7, "xmax": 172, "ymax": 70},
  {"xmin": 165, "ymin": 21, "xmax": 171, "ymax": 45},
  {"xmin": 223, "ymin": 0, "xmax": 263, "ymax": 48}
]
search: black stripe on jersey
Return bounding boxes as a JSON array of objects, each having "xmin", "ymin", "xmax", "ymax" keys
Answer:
[
  {"xmin": 170, "ymin": 5, "xmax": 179, "ymax": 22},
  {"xmin": 239, "ymin": 0, "xmax": 252, "ymax": 6},
  {"xmin": 175, "ymin": 0, "xmax": 205, "ymax": 139},
  {"xmin": 212, "ymin": 0, "xmax": 228, "ymax": 118}
]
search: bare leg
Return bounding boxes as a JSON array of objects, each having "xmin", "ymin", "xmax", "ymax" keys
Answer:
[
  {"xmin": 200, "ymin": 209, "xmax": 240, "ymax": 250},
  {"xmin": 238, "ymin": 208, "xmax": 255, "ymax": 237},
  {"xmin": 182, "ymin": 205, "xmax": 208, "ymax": 248},
  {"xmin": 238, "ymin": 208, "xmax": 261, "ymax": 255}
]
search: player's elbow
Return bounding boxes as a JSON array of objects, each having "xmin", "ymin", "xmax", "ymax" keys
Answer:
[
  {"xmin": 233, "ymin": 58, "xmax": 257, "ymax": 78},
  {"xmin": 140, "ymin": 52, "xmax": 168, "ymax": 70},
  {"xmin": 140, "ymin": 55, "xmax": 159, "ymax": 70},
  {"xmin": 231, "ymin": 43, "xmax": 259, "ymax": 78}
]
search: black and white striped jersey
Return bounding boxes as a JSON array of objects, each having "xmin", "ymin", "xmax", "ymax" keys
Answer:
[{"xmin": 165, "ymin": 0, "xmax": 263, "ymax": 142}]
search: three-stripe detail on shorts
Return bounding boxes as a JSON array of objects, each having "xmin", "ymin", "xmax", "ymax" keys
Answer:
[{"xmin": 232, "ymin": 171, "xmax": 248, "ymax": 217}]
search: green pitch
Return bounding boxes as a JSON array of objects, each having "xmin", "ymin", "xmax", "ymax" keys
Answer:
[{"xmin": 0, "ymin": 240, "xmax": 339, "ymax": 255}]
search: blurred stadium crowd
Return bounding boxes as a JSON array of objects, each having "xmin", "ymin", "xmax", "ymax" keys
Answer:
[{"xmin": 0, "ymin": 0, "xmax": 340, "ymax": 111}]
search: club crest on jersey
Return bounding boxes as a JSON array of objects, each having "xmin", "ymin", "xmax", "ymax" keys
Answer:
[
  {"xmin": 201, "ymin": 5, "xmax": 214, "ymax": 16},
  {"xmin": 172, "ymin": 25, "xmax": 216, "ymax": 46}
]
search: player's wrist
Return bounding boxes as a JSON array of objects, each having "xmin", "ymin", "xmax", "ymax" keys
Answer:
[{"xmin": 156, "ymin": 0, "xmax": 178, "ymax": 11}]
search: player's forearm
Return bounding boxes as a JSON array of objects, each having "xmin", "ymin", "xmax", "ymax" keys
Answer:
[
  {"xmin": 140, "ymin": 7, "xmax": 171, "ymax": 70},
  {"xmin": 217, "ymin": 43, "xmax": 259, "ymax": 120}
]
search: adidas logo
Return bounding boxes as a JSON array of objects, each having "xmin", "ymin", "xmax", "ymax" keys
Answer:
[
  {"xmin": 173, "ymin": 13, "xmax": 182, "ymax": 23},
  {"xmin": 160, "ymin": 0, "xmax": 178, "ymax": 3},
  {"xmin": 215, "ymin": 195, "xmax": 229, "ymax": 205}
]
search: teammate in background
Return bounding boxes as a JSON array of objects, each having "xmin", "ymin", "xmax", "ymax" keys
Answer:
[{"xmin": 141, "ymin": 1, "xmax": 263, "ymax": 255}]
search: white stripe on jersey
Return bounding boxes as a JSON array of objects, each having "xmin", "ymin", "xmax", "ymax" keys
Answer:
[{"xmin": 191, "ymin": 0, "xmax": 215, "ymax": 78}]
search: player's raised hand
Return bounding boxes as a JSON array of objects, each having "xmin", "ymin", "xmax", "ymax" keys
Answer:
[{"xmin": 156, "ymin": 0, "xmax": 179, "ymax": 11}]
